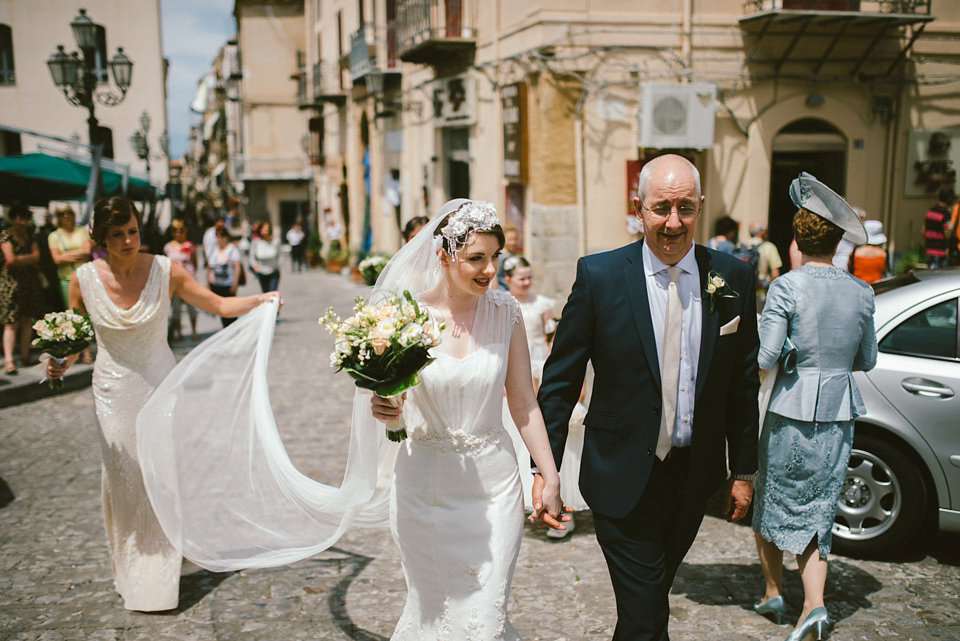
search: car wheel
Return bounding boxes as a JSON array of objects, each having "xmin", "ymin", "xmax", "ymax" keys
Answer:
[{"xmin": 832, "ymin": 433, "xmax": 929, "ymax": 557}]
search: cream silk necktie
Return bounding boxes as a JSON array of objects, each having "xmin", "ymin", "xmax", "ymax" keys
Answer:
[{"xmin": 657, "ymin": 266, "xmax": 683, "ymax": 461}]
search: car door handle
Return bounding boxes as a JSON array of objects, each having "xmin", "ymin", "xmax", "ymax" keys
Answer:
[{"xmin": 901, "ymin": 378, "xmax": 955, "ymax": 398}]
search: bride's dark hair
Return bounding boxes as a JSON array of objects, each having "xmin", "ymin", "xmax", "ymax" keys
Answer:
[{"xmin": 92, "ymin": 197, "xmax": 141, "ymax": 246}]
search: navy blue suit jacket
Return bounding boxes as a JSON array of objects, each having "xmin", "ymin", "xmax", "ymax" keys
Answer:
[{"xmin": 538, "ymin": 241, "xmax": 760, "ymax": 520}]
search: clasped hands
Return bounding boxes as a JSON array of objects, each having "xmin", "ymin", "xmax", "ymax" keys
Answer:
[{"xmin": 530, "ymin": 473, "xmax": 573, "ymax": 532}]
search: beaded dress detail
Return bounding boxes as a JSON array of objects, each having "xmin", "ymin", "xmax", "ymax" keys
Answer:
[
  {"xmin": 391, "ymin": 288, "xmax": 524, "ymax": 640},
  {"xmin": 77, "ymin": 256, "xmax": 180, "ymax": 611}
]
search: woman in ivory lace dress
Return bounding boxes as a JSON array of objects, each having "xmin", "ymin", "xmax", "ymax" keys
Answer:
[
  {"xmin": 46, "ymin": 197, "xmax": 279, "ymax": 612},
  {"xmin": 370, "ymin": 200, "xmax": 567, "ymax": 639}
]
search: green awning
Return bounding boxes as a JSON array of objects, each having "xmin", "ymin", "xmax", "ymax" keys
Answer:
[{"xmin": 0, "ymin": 153, "xmax": 156, "ymax": 206}]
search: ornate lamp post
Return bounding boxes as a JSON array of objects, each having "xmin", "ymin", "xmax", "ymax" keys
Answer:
[
  {"xmin": 46, "ymin": 8, "xmax": 133, "ymax": 196},
  {"xmin": 129, "ymin": 110, "xmax": 168, "ymax": 183}
]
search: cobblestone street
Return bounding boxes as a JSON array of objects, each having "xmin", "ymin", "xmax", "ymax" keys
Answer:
[{"xmin": 1, "ymin": 269, "xmax": 959, "ymax": 640}]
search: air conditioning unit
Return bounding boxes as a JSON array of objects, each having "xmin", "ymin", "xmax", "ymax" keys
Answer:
[{"xmin": 637, "ymin": 82, "xmax": 717, "ymax": 150}]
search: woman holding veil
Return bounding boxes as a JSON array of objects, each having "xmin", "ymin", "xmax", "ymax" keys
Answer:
[{"xmin": 138, "ymin": 199, "xmax": 566, "ymax": 639}]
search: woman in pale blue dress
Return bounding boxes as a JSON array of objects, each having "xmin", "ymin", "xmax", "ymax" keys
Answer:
[{"xmin": 751, "ymin": 173, "xmax": 877, "ymax": 641}]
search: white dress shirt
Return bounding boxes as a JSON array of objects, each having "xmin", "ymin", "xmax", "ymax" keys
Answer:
[{"xmin": 642, "ymin": 243, "xmax": 702, "ymax": 447}]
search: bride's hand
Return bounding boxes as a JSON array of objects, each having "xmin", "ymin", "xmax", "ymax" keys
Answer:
[
  {"xmin": 45, "ymin": 358, "xmax": 68, "ymax": 380},
  {"xmin": 529, "ymin": 472, "xmax": 571, "ymax": 531},
  {"xmin": 370, "ymin": 392, "xmax": 405, "ymax": 421}
]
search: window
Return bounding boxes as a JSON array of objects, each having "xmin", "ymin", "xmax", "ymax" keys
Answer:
[
  {"xmin": 1, "ymin": 130, "xmax": 21, "ymax": 156},
  {"xmin": 0, "ymin": 24, "xmax": 14, "ymax": 85},
  {"xmin": 880, "ymin": 298, "xmax": 958, "ymax": 360},
  {"xmin": 308, "ymin": 116, "xmax": 324, "ymax": 166}
]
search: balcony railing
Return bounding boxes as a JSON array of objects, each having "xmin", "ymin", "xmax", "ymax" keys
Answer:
[
  {"xmin": 396, "ymin": 0, "xmax": 476, "ymax": 67},
  {"xmin": 350, "ymin": 22, "xmax": 402, "ymax": 83},
  {"xmin": 740, "ymin": 0, "xmax": 935, "ymax": 80},
  {"xmin": 743, "ymin": 0, "xmax": 931, "ymax": 13}
]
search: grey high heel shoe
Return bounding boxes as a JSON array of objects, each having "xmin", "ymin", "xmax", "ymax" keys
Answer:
[
  {"xmin": 753, "ymin": 595, "xmax": 786, "ymax": 625},
  {"xmin": 785, "ymin": 606, "xmax": 830, "ymax": 641}
]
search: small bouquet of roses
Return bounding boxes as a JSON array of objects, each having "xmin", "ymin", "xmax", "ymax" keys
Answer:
[
  {"xmin": 321, "ymin": 290, "xmax": 444, "ymax": 441},
  {"xmin": 32, "ymin": 309, "xmax": 95, "ymax": 389},
  {"xmin": 358, "ymin": 254, "xmax": 389, "ymax": 286}
]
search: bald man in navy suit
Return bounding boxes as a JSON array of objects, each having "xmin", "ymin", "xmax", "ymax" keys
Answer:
[{"xmin": 536, "ymin": 155, "xmax": 759, "ymax": 641}]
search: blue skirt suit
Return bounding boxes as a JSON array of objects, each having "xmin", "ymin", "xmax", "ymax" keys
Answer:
[{"xmin": 752, "ymin": 266, "xmax": 877, "ymax": 557}]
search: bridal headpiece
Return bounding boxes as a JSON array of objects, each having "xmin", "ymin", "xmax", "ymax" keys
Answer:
[{"xmin": 432, "ymin": 200, "xmax": 499, "ymax": 259}]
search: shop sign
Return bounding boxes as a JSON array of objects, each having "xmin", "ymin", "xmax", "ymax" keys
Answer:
[
  {"xmin": 502, "ymin": 83, "xmax": 527, "ymax": 182},
  {"xmin": 432, "ymin": 72, "xmax": 475, "ymax": 128},
  {"xmin": 905, "ymin": 128, "xmax": 959, "ymax": 197}
]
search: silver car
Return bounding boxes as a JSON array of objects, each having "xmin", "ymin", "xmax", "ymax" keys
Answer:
[{"xmin": 833, "ymin": 267, "xmax": 960, "ymax": 557}]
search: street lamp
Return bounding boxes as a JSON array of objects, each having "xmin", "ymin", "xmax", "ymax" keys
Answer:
[
  {"xmin": 46, "ymin": 8, "xmax": 134, "ymax": 196},
  {"xmin": 129, "ymin": 110, "xmax": 168, "ymax": 182}
]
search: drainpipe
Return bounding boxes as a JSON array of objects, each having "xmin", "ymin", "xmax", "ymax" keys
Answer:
[{"xmin": 681, "ymin": 0, "xmax": 693, "ymax": 72}]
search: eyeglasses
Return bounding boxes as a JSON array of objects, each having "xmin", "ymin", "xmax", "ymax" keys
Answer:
[{"xmin": 639, "ymin": 203, "xmax": 701, "ymax": 220}]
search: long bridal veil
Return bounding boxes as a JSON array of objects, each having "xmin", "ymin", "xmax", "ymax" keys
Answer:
[{"xmin": 137, "ymin": 199, "xmax": 472, "ymax": 572}]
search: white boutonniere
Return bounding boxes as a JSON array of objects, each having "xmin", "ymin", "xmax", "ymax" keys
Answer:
[{"xmin": 705, "ymin": 270, "xmax": 739, "ymax": 314}]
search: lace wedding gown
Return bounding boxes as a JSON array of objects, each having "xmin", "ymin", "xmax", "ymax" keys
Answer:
[
  {"xmin": 77, "ymin": 256, "xmax": 181, "ymax": 611},
  {"xmin": 392, "ymin": 288, "xmax": 524, "ymax": 640}
]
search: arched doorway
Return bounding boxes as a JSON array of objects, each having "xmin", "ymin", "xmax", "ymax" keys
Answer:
[{"xmin": 768, "ymin": 118, "xmax": 847, "ymax": 270}]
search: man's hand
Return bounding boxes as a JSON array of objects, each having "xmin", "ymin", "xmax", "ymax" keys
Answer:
[{"xmin": 722, "ymin": 478, "xmax": 753, "ymax": 522}]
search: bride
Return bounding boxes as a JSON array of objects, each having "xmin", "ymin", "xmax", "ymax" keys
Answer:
[{"xmin": 137, "ymin": 199, "xmax": 566, "ymax": 639}]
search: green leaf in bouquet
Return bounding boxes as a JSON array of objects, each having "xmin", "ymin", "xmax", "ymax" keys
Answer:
[{"xmin": 374, "ymin": 372, "xmax": 421, "ymax": 398}]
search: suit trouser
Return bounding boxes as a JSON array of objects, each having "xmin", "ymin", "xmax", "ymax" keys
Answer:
[{"xmin": 593, "ymin": 447, "xmax": 705, "ymax": 641}]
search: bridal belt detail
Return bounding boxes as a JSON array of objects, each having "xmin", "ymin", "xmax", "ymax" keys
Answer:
[{"xmin": 410, "ymin": 423, "xmax": 504, "ymax": 454}]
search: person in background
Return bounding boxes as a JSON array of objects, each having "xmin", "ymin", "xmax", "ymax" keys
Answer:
[
  {"xmin": 503, "ymin": 254, "xmax": 587, "ymax": 538},
  {"xmin": 745, "ymin": 221, "xmax": 783, "ymax": 310},
  {"xmin": 925, "ymin": 186, "xmax": 955, "ymax": 268},
  {"xmin": 832, "ymin": 206, "xmax": 865, "ymax": 271},
  {"xmin": 286, "ymin": 220, "xmax": 306, "ymax": 272},
  {"xmin": 401, "ymin": 216, "xmax": 429, "ymax": 243},
  {"xmin": 207, "ymin": 226, "xmax": 243, "ymax": 327},
  {"xmin": 495, "ymin": 223, "xmax": 522, "ymax": 290},
  {"xmin": 49, "ymin": 205, "xmax": 94, "ymax": 361},
  {"xmin": 249, "ymin": 220, "xmax": 281, "ymax": 293},
  {"xmin": 707, "ymin": 215, "xmax": 739, "ymax": 255},
  {"xmin": 849, "ymin": 220, "xmax": 888, "ymax": 284},
  {"xmin": 0, "ymin": 205, "xmax": 43, "ymax": 374},
  {"xmin": 752, "ymin": 173, "xmax": 876, "ymax": 641},
  {"xmin": 37, "ymin": 210, "xmax": 63, "ymax": 313},
  {"xmin": 163, "ymin": 219, "xmax": 199, "ymax": 342},
  {"xmin": 202, "ymin": 215, "xmax": 224, "ymax": 267},
  {"xmin": 948, "ymin": 196, "xmax": 960, "ymax": 266}
]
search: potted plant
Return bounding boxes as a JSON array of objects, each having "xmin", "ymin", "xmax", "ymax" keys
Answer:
[
  {"xmin": 358, "ymin": 254, "xmax": 389, "ymax": 286},
  {"xmin": 305, "ymin": 231, "xmax": 324, "ymax": 267},
  {"xmin": 325, "ymin": 240, "xmax": 347, "ymax": 273}
]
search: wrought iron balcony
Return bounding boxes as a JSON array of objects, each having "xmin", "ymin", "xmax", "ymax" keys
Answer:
[
  {"xmin": 396, "ymin": 0, "xmax": 476, "ymax": 68},
  {"xmin": 740, "ymin": 0, "xmax": 935, "ymax": 80},
  {"xmin": 350, "ymin": 23, "xmax": 402, "ymax": 84},
  {"xmin": 743, "ymin": 0, "xmax": 930, "ymax": 11}
]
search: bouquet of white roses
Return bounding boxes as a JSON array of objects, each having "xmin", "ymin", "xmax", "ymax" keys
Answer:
[
  {"xmin": 32, "ymin": 309, "xmax": 95, "ymax": 389},
  {"xmin": 321, "ymin": 290, "xmax": 444, "ymax": 441},
  {"xmin": 358, "ymin": 254, "xmax": 389, "ymax": 286}
]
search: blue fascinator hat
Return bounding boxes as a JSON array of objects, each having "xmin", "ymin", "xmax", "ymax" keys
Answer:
[{"xmin": 789, "ymin": 172, "xmax": 867, "ymax": 245}]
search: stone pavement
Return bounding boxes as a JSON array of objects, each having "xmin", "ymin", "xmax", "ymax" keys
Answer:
[{"xmin": 1, "ymin": 267, "xmax": 959, "ymax": 640}]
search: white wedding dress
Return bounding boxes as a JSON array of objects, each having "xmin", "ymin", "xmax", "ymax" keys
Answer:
[
  {"xmin": 392, "ymin": 288, "xmax": 524, "ymax": 640},
  {"xmin": 137, "ymin": 199, "xmax": 529, "ymax": 638},
  {"xmin": 78, "ymin": 256, "xmax": 181, "ymax": 611}
]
